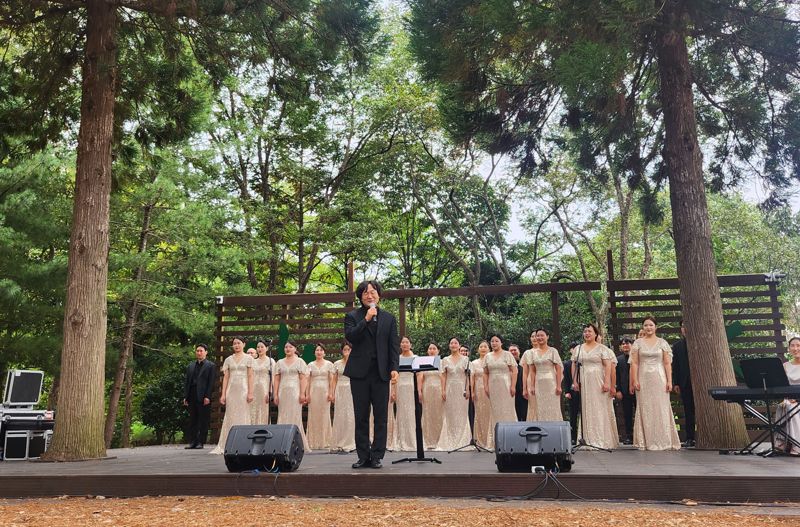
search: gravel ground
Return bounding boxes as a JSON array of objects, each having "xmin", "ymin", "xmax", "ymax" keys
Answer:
[{"xmin": 1, "ymin": 497, "xmax": 799, "ymax": 527}]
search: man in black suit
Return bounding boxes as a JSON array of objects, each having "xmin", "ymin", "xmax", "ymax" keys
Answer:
[
  {"xmin": 183, "ymin": 343, "xmax": 217, "ymax": 449},
  {"xmin": 671, "ymin": 320, "xmax": 695, "ymax": 447},
  {"xmin": 509, "ymin": 344, "xmax": 527, "ymax": 421},
  {"xmin": 614, "ymin": 336, "xmax": 636, "ymax": 445},
  {"xmin": 562, "ymin": 358, "xmax": 581, "ymax": 444},
  {"xmin": 344, "ymin": 280, "xmax": 400, "ymax": 469}
]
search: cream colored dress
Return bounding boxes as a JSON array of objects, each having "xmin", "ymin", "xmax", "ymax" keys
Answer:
[
  {"xmin": 522, "ymin": 347, "xmax": 563, "ymax": 421},
  {"xmin": 307, "ymin": 360, "xmax": 334, "ymax": 450},
  {"xmin": 776, "ymin": 362, "xmax": 800, "ymax": 455},
  {"xmin": 572, "ymin": 344, "xmax": 619, "ymax": 449},
  {"xmin": 435, "ymin": 354, "xmax": 472, "ymax": 450},
  {"xmin": 210, "ymin": 353, "xmax": 254, "ymax": 454},
  {"xmin": 630, "ymin": 338, "xmax": 680, "ymax": 450},
  {"xmin": 485, "ymin": 351, "xmax": 518, "ymax": 449},
  {"xmin": 394, "ymin": 369, "xmax": 417, "ymax": 451},
  {"xmin": 420, "ymin": 368, "xmax": 444, "ymax": 450},
  {"xmin": 472, "ymin": 357, "xmax": 491, "ymax": 448},
  {"xmin": 276, "ymin": 357, "xmax": 311, "ymax": 452},
  {"xmin": 250, "ymin": 356, "xmax": 275, "ymax": 425},
  {"xmin": 331, "ymin": 359, "xmax": 355, "ymax": 451}
]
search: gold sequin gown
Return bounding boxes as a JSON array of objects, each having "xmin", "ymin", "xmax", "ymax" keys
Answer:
[
  {"xmin": 331, "ymin": 359, "xmax": 355, "ymax": 451},
  {"xmin": 250, "ymin": 356, "xmax": 275, "ymax": 425},
  {"xmin": 522, "ymin": 347, "xmax": 563, "ymax": 421},
  {"xmin": 307, "ymin": 360, "xmax": 335, "ymax": 450},
  {"xmin": 572, "ymin": 344, "xmax": 619, "ymax": 449},
  {"xmin": 394, "ymin": 369, "xmax": 417, "ymax": 451},
  {"xmin": 276, "ymin": 357, "xmax": 311, "ymax": 452},
  {"xmin": 420, "ymin": 369, "xmax": 444, "ymax": 450},
  {"xmin": 435, "ymin": 354, "xmax": 472, "ymax": 450},
  {"xmin": 210, "ymin": 354, "xmax": 254, "ymax": 454},
  {"xmin": 472, "ymin": 357, "xmax": 491, "ymax": 448},
  {"xmin": 485, "ymin": 351, "xmax": 518, "ymax": 449},
  {"xmin": 631, "ymin": 338, "xmax": 681, "ymax": 451}
]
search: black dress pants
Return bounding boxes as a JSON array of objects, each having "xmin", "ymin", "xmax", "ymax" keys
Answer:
[
  {"xmin": 568, "ymin": 395, "xmax": 580, "ymax": 443},
  {"xmin": 350, "ymin": 361, "xmax": 390, "ymax": 461},
  {"xmin": 680, "ymin": 383, "xmax": 696, "ymax": 441},
  {"xmin": 620, "ymin": 394, "xmax": 636, "ymax": 440},
  {"xmin": 188, "ymin": 392, "xmax": 211, "ymax": 445}
]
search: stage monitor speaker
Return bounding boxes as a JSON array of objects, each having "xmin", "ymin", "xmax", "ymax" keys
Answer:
[
  {"xmin": 3, "ymin": 370, "xmax": 44, "ymax": 406},
  {"xmin": 223, "ymin": 424, "xmax": 304, "ymax": 473},
  {"xmin": 494, "ymin": 421, "xmax": 573, "ymax": 473}
]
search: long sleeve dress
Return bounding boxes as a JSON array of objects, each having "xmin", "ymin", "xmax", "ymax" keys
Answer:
[
  {"xmin": 210, "ymin": 353, "xmax": 254, "ymax": 454},
  {"xmin": 306, "ymin": 360, "xmax": 335, "ymax": 450},
  {"xmin": 435, "ymin": 354, "xmax": 472, "ymax": 450},
  {"xmin": 331, "ymin": 359, "xmax": 355, "ymax": 451},
  {"xmin": 250, "ymin": 356, "xmax": 275, "ymax": 425},
  {"xmin": 484, "ymin": 350, "xmax": 519, "ymax": 449},
  {"xmin": 572, "ymin": 344, "xmax": 619, "ymax": 450},
  {"xmin": 420, "ymin": 368, "xmax": 444, "ymax": 450},
  {"xmin": 394, "ymin": 368, "xmax": 417, "ymax": 451},
  {"xmin": 472, "ymin": 357, "xmax": 491, "ymax": 448},
  {"xmin": 631, "ymin": 338, "xmax": 681, "ymax": 451},
  {"xmin": 276, "ymin": 357, "xmax": 311, "ymax": 452},
  {"xmin": 522, "ymin": 347, "xmax": 563, "ymax": 421}
]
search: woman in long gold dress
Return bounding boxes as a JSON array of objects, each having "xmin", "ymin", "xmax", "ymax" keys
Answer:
[
  {"xmin": 210, "ymin": 337, "xmax": 254, "ymax": 454},
  {"xmin": 483, "ymin": 334, "xmax": 518, "ymax": 449},
  {"xmin": 394, "ymin": 336, "xmax": 418, "ymax": 451},
  {"xmin": 571, "ymin": 323, "xmax": 619, "ymax": 449},
  {"xmin": 274, "ymin": 342, "xmax": 311, "ymax": 452},
  {"xmin": 436, "ymin": 338, "xmax": 472, "ymax": 450},
  {"xmin": 418, "ymin": 343, "xmax": 444, "ymax": 450},
  {"xmin": 630, "ymin": 316, "xmax": 681, "ymax": 451},
  {"xmin": 306, "ymin": 344, "xmax": 335, "ymax": 451},
  {"xmin": 250, "ymin": 339, "xmax": 275, "ymax": 425},
  {"xmin": 471, "ymin": 341, "xmax": 491, "ymax": 448},
  {"xmin": 331, "ymin": 342, "xmax": 355, "ymax": 452},
  {"xmin": 522, "ymin": 329, "xmax": 563, "ymax": 421}
]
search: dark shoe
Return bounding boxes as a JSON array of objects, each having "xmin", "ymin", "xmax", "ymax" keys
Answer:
[
  {"xmin": 193, "ymin": 443, "xmax": 204, "ymax": 449},
  {"xmin": 622, "ymin": 438, "xmax": 633, "ymax": 445},
  {"xmin": 185, "ymin": 443, "xmax": 198, "ymax": 450},
  {"xmin": 369, "ymin": 459, "xmax": 383, "ymax": 469},
  {"xmin": 682, "ymin": 439, "xmax": 695, "ymax": 448},
  {"xmin": 352, "ymin": 458, "xmax": 371, "ymax": 469}
]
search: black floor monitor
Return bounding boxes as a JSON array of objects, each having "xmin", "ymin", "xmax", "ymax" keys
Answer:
[{"xmin": 739, "ymin": 357, "xmax": 789, "ymax": 390}]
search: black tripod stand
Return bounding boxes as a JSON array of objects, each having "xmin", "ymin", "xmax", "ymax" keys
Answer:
[
  {"xmin": 571, "ymin": 346, "xmax": 612, "ymax": 453},
  {"xmin": 448, "ymin": 364, "xmax": 490, "ymax": 453},
  {"xmin": 393, "ymin": 363, "xmax": 441, "ymax": 464}
]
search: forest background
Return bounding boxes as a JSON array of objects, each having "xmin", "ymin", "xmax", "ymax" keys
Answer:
[{"xmin": 1, "ymin": 2, "xmax": 798, "ymax": 446}]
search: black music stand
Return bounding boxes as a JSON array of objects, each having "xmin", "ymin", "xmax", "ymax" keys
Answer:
[
  {"xmin": 392, "ymin": 355, "xmax": 442, "ymax": 464},
  {"xmin": 738, "ymin": 358, "xmax": 800, "ymax": 457},
  {"xmin": 571, "ymin": 346, "xmax": 612, "ymax": 453},
  {"xmin": 448, "ymin": 362, "xmax": 490, "ymax": 453}
]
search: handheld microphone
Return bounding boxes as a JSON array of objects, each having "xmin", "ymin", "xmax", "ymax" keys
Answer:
[{"xmin": 368, "ymin": 302, "xmax": 377, "ymax": 322}]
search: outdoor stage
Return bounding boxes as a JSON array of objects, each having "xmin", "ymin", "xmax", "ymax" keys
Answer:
[{"xmin": 0, "ymin": 445, "xmax": 797, "ymax": 502}]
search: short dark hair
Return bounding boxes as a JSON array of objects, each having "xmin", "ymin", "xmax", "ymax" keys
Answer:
[
  {"xmin": 642, "ymin": 315, "xmax": 657, "ymax": 325},
  {"xmin": 620, "ymin": 336, "xmax": 634, "ymax": 344},
  {"xmin": 533, "ymin": 328, "xmax": 550, "ymax": 337},
  {"xmin": 583, "ymin": 323, "xmax": 601, "ymax": 339},
  {"xmin": 355, "ymin": 280, "xmax": 383, "ymax": 305},
  {"xmin": 231, "ymin": 336, "xmax": 246, "ymax": 344},
  {"xmin": 315, "ymin": 342, "xmax": 327, "ymax": 352},
  {"xmin": 195, "ymin": 343, "xmax": 209, "ymax": 352},
  {"xmin": 488, "ymin": 333, "xmax": 503, "ymax": 343},
  {"xmin": 508, "ymin": 343, "xmax": 520, "ymax": 350}
]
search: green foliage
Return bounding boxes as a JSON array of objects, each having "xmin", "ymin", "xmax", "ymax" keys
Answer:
[{"xmin": 139, "ymin": 356, "xmax": 188, "ymax": 444}]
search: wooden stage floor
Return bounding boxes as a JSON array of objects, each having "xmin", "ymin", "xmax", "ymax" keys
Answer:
[{"xmin": 1, "ymin": 445, "xmax": 797, "ymax": 502}]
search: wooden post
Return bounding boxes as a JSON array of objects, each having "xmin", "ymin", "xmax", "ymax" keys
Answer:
[
  {"xmin": 550, "ymin": 279, "xmax": 561, "ymax": 352},
  {"xmin": 607, "ymin": 250, "xmax": 619, "ymax": 353},
  {"xmin": 399, "ymin": 296, "xmax": 407, "ymax": 338},
  {"xmin": 211, "ymin": 299, "xmax": 225, "ymax": 442},
  {"xmin": 768, "ymin": 282, "xmax": 785, "ymax": 357}
]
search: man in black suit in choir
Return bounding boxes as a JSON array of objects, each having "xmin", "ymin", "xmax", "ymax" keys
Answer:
[
  {"xmin": 509, "ymin": 344, "xmax": 527, "ymax": 421},
  {"xmin": 183, "ymin": 343, "xmax": 217, "ymax": 449},
  {"xmin": 671, "ymin": 320, "xmax": 696, "ymax": 447},
  {"xmin": 562, "ymin": 357, "xmax": 580, "ymax": 445},
  {"xmin": 614, "ymin": 336, "xmax": 636, "ymax": 445},
  {"xmin": 344, "ymin": 280, "xmax": 400, "ymax": 469}
]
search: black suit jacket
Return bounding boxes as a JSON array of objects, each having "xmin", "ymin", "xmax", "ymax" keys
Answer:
[
  {"xmin": 616, "ymin": 353, "xmax": 633, "ymax": 396},
  {"xmin": 562, "ymin": 360, "xmax": 579, "ymax": 399},
  {"xmin": 343, "ymin": 305, "xmax": 400, "ymax": 382},
  {"xmin": 671, "ymin": 338, "xmax": 691, "ymax": 389},
  {"xmin": 184, "ymin": 359, "xmax": 217, "ymax": 402}
]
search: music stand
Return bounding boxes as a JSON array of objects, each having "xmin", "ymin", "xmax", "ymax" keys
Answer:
[
  {"xmin": 739, "ymin": 358, "xmax": 797, "ymax": 456},
  {"xmin": 392, "ymin": 355, "xmax": 442, "ymax": 464},
  {"xmin": 448, "ymin": 360, "xmax": 490, "ymax": 453}
]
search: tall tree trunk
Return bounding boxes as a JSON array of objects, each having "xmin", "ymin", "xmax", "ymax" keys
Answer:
[
  {"xmin": 44, "ymin": 0, "xmax": 118, "ymax": 461},
  {"xmin": 120, "ymin": 357, "xmax": 135, "ymax": 448},
  {"xmin": 104, "ymin": 201, "xmax": 152, "ymax": 447},
  {"xmin": 104, "ymin": 301, "xmax": 140, "ymax": 447},
  {"xmin": 655, "ymin": 0, "xmax": 747, "ymax": 449}
]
